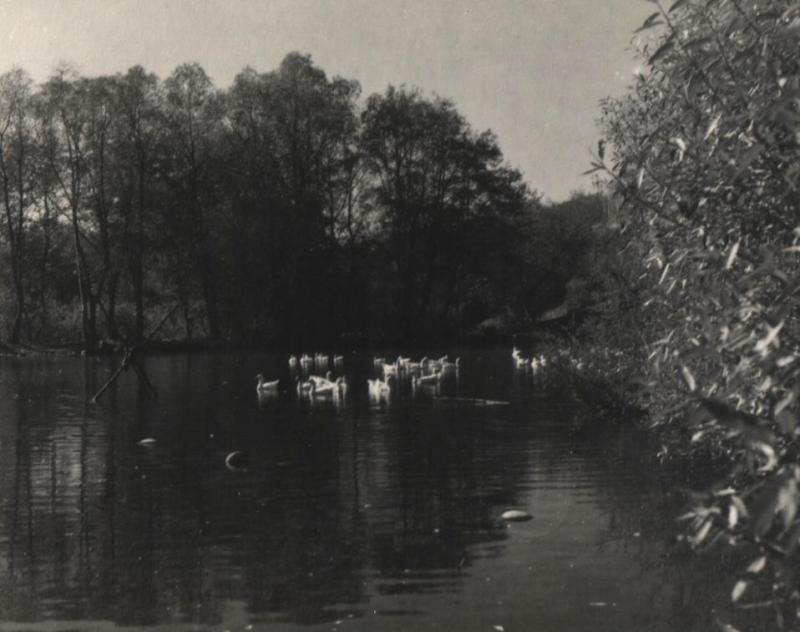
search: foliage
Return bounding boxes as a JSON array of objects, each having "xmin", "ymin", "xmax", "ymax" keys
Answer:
[
  {"xmin": 598, "ymin": 0, "xmax": 800, "ymax": 627},
  {"xmin": 0, "ymin": 54, "xmax": 592, "ymax": 350}
]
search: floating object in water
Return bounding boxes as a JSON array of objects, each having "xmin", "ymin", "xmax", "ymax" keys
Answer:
[
  {"xmin": 137, "ymin": 437, "xmax": 156, "ymax": 446},
  {"xmin": 225, "ymin": 451, "xmax": 248, "ymax": 471},
  {"xmin": 436, "ymin": 397, "xmax": 510, "ymax": 406},
  {"xmin": 501, "ymin": 509, "xmax": 532, "ymax": 522}
]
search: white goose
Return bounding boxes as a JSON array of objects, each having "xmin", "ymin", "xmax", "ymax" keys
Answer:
[
  {"xmin": 382, "ymin": 362, "xmax": 399, "ymax": 378},
  {"xmin": 412, "ymin": 372, "xmax": 440, "ymax": 387},
  {"xmin": 256, "ymin": 374, "xmax": 279, "ymax": 392},
  {"xmin": 441, "ymin": 358, "xmax": 460, "ymax": 371},
  {"xmin": 368, "ymin": 377, "xmax": 392, "ymax": 398}
]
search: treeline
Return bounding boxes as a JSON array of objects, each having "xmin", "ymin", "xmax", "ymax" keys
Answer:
[
  {"xmin": 593, "ymin": 0, "xmax": 800, "ymax": 628},
  {"xmin": 0, "ymin": 53, "xmax": 603, "ymax": 350}
]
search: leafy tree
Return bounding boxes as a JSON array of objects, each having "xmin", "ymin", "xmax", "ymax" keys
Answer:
[
  {"xmin": 114, "ymin": 66, "xmax": 163, "ymax": 340},
  {"xmin": 0, "ymin": 68, "xmax": 35, "ymax": 342},
  {"xmin": 162, "ymin": 63, "xmax": 223, "ymax": 339},
  {"xmin": 361, "ymin": 86, "xmax": 529, "ymax": 339}
]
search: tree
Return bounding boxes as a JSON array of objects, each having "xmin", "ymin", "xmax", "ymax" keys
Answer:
[
  {"xmin": 222, "ymin": 53, "xmax": 361, "ymax": 343},
  {"xmin": 162, "ymin": 63, "xmax": 222, "ymax": 339},
  {"xmin": 115, "ymin": 66, "xmax": 163, "ymax": 340},
  {"xmin": 40, "ymin": 68, "xmax": 100, "ymax": 351},
  {"xmin": 0, "ymin": 68, "xmax": 35, "ymax": 343},
  {"xmin": 361, "ymin": 86, "xmax": 529, "ymax": 338}
]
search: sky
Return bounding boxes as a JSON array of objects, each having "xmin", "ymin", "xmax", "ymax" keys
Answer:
[{"xmin": 0, "ymin": 0, "xmax": 652, "ymax": 201}]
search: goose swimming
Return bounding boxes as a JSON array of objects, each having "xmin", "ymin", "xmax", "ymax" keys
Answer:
[{"xmin": 256, "ymin": 374, "xmax": 280, "ymax": 391}]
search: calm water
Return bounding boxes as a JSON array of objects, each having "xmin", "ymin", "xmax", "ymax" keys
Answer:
[{"xmin": 0, "ymin": 348, "xmax": 758, "ymax": 631}]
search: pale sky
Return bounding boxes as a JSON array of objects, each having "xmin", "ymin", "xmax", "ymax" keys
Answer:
[{"xmin": 0, "ymin": 0, "xmax": 651, "ymax": 201}]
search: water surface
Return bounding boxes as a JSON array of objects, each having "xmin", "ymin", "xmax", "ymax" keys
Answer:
[{"xmin": 0, "ymin": 349, "xmax": 758, "ymax": 630}]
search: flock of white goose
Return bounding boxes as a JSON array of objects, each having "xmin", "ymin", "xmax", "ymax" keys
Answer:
[
  {"xmin": 512, "ymin": 346, "xmax": 587, "ymax": 372},
  {"xmin": 367, "ymin": 355, "xmax": 460, "ymax": 400},
  {"xmin": 254, "ymin": 346, "xmax": 587, "ymax": 405},
  {"xmin": 255, "ymin": 352, "xmax": 461, "ymax": 402},
  {"xmin": 512, "ymin": 346, "xmax": 552, "ymax": 371}
]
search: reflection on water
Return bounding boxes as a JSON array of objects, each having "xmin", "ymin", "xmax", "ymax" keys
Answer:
[{"xmin": 0, "ymin": 349, "xmax": 765, "ymax": 631}]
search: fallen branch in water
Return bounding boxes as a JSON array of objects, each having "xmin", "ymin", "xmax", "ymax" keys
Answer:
[{"xmin": 88, "ymin": 303, "xmax": 180, "ymax": 403}]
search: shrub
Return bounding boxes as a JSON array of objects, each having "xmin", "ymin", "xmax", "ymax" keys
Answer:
[{"xmin": 598, "ymin": 0, "xmax": 800, "ymax": 626}]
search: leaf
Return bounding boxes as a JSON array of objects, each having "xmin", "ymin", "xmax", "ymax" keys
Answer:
[
  {"xmin": 670, "ymin": 136, "xmax": 687, "ymax": 152},
  {"xmin": 753, "ymin": 442, "xmax": 778, "ymax": 473},
  {"xmin": 730, "ymin": 496, "xmax": 750, "ymax": 520},
  {"xmin": 681, "ymin": 364, "xmax": 697, "ymax": 392},
  {"xmin": 784, "ymin": 519, "xmax": 800, "ymax": 555},
  {"xmin": 668, "ymin": 0, "xmax": 689, "ymax": 12},
  {"xmin": 690, "ymin": 518, "xmax": 713, "ymax": 545},
  {"xmin": 658, "ymin": 262, "xmax": 671, "ymax": 284},
  {"xmin": 775, "ymin": 391, "xmax": 794, "ymax": 415},
  {"xmin": 776, "ymin": 476, "xmax": 798, "ymax": 529},
  {"xmin": 581, "ymin": 163, "xmax": 603, "ymax": 176},
  {"xmin": 746, "ymin": 556, "xmax": 766, "ymax": 574},
  {"xmin": 755, "ymin": 320, "xmax": 784, "ymax": 354},
  {"xmin": 683, "ymin": 36, "xmax": 713, "ymax": 52},
  {"xmin": 727, "ymin": 503, "xmax": 738, "ymax": 528},
  {"xmin": 636, "ymin": 11, "xmax": 664, "ymax": 32},
  {"xmin": 670, "ymin": 136, "xmax": 687, "ymax": 162},
  {"xmin": 649, "ymin": 33, "xmax": 677, "ymax": 65},
  {"xmin": 751, "ymin": 472, "xmax": 796, "ymax": 537},
  {"xmin": 704, "ymin": 113, "xmax": 722, "ymax": 140},
  {"xmin": 731, "ymin": 579, "xmax": 748, "ymax": 603},
  {"xmin": 724, "ymin": 241, "xmax": 740, "ymax": 270},
  {"xmin": 699, "ymin": 398, "xmax": 775, "ymax": 442}
]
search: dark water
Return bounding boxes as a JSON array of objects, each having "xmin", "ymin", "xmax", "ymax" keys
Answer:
[{"xmin": 0, "ymin": 348, "xmax": 756, "ymax": 631}]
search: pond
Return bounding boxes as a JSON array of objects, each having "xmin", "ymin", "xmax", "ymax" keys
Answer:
[{"xmin": 0, "ymin": 348, "xmax": 761, "ymax": 631}]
